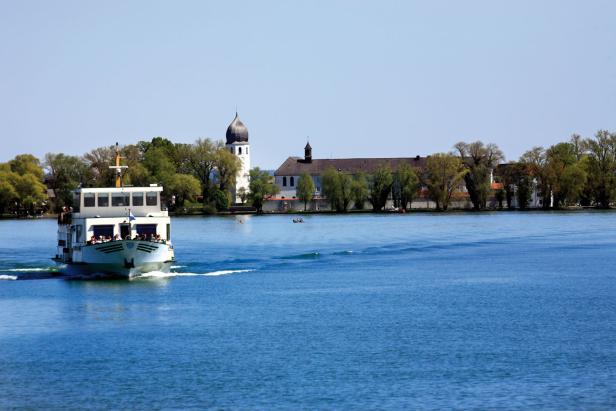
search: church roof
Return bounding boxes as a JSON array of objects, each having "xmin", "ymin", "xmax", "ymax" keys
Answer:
[
  {"xmin": 226, "ymin": 113, "xmax": 249, "ymax": 144},
  {"xmin": 274, "ymin": 156, "xmax": 427, "ymax": 176}
]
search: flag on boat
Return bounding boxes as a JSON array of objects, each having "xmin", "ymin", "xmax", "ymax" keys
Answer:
[{"xmin": 129, "ymin": 210, "xmax": 136, "ymax": 221}]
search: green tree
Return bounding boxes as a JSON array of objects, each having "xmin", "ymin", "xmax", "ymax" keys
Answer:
[
  {"xmin": 545, "ymin": 142, "xmax": 587, "ymax": 208},
  {"xmin": 584, "ymin": 130, "xmax": 616, "ymax": 208},
  {"xmin": 369, "ymin": 164, "xmax": 393, "ymax": 211},
  {"xmin": 248, "ymin": 167, "xmax": 279, "ymax": 213},
  {"xmin": 422, "ymin": 153, "xmax": 467, "ymax": 211},
  {"xmin": 351, "ymin": 172, "xmax": 369, "ymax": 210},
  {"xmin": 166, "ymin": 173, "xmax": 201, "ymax": 207},
  {"xmin": 214, "ymin": 147, "xmax": 241, "ymax": 194},
  {"xmin": 84, "ymin": 146, "xmax": 116, "ymax": 187},
  {"xmin": 394, "ymin": 163, "xmax": 420, "ymax": 211},
  {"xmin": 321, "ymin": 167, "xmax": 352, "ymax": 212},
  {"xmin": 44, "ymin": 153, "xmax": 92, "ymax": 211},
  {"xmin": 179, "ymin": 138, "xmax": 222, "ymax": 202},
  {"xmin": 520, "ymin": 147, "xmax": 551, "ymax": 209},
  {"xmin": 9, "ymin": 154, "xmax": 44, "ymax": 180},
  {"xmin": 238, "ymin": 187, "xmax": 248, "ymax": 205},
  {"xmin": 296, "ymin": 173, "xmax": 315, "ymax": 211},
  {"xmin": 455, "ymin": 141, "xmax": 504, "ymax": 210},
  {"xmin": 0, "ymin": 172, "xmax": 18, "ymax": 214}
]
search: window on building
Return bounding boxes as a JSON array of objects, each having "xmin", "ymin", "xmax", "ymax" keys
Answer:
[
  {"xmin": 112, "ymin": 192, "xmax": 130, "ymax": 207},
  {"xmin": 84, "ymin": 193, "xmax": 95, "ymax": 207},
  {"xmin": 238, "ymin": 147, "xmax": 242, "ymax": 155},
  {"xmin": 132, "ymin": 192, "xmax": 144, "ymax": 206},
  {"xmin": 290, "ymin": 176, "xmax": 295, "ymax": 186},
  {"xmin": 166, "ymin": 223, "xmax": 170, "ymax": 241},
  {"xmin": 146, "ymin": 192, "xmax": 158, "ymax": 206},
  {"xmin": 283, "ymin": 176, "xmax": 287, "ymax": 186},
  {"xmin": 246, "ymin": 147, "xmax": 248, "ymax": 154},
  {"xmin": 92, "ymin": 225, "xmax": 114, "ymax": 238},
  {"xmin": 97, "ymin": 193, "xmax": 109, "ymax": 207}
]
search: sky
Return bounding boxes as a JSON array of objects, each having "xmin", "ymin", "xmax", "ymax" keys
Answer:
[{"xmin": 1, "ymin": 0, "xmax": 615, "ymax": 168}]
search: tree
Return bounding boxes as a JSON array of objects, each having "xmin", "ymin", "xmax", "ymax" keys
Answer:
[
  {"xmin": 321, "ymin": 167, "xmax": 341, "ymax": 211},
  {"xmin": 179, "ymin": 138, "xmax": 222, "ymax": 202},
  {"xmin": 455, "ymin": 141, "xmax": 504, "ymax": 210},
  {"xmin": 351, "ymin": 172, "xmax": 369, "ymax": 210},
  {"xmin": 394, "ymin": 163, "xmax": 420, "ymax": 211},
  {"xmin": 238, "ymin": 187, "xmax": 248, "ymax": 205},
  {"xmin": 296, "ymin": 173, "xmax": 315, "ymax": 211},
  {"xmin": 520, "ymin": 147, "xmax": 551, "ymax": 209},
  {"xmin": 321, "ymin": 167, "xmax": 352, "ymax": 212},
  {"xmin": 166, "ymin": 173, "xmax": 201, "ymax": 207},
  {"xmin": 44, "ymin": 153, "xmax": 92, "ymax": 211},
  {"xmin": 369, "ymin": 164, "xmax": 393, "ymax": 211},
  {"xmin": 84, "ymin": 146, "xmax": 116, "ymax": 187},
  {"xmin": 545, "ymin": 142, "xmax": 587, "ymax": 208},
  {"xmin": 422, "ymin": 153, "xmax": 467, "ymax": 211},
  {"xmin": 9, "ymin": 154, "xmax": 44, "ymax": 180},
  {"xmin": 584, "ymin": 130, "xmax": 616, "ymax": 208},
  {"xmin": 214, "ymin": 147, "xmax": 241, "ymax": 193},
  {"xmin": 248, "ymin": 167, "xmax": 279, "ymax": 213},
  {"xmin": 0, "ymin": 175, "xmax": 18, "ymax": 214}
]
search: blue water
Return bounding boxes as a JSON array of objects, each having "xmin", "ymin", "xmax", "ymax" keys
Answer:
[{"xmin": 1, "ymin": 212, "xmax": 615, "ymax": 409}]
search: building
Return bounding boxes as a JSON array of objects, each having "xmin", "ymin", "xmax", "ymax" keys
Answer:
[
  {"xmin": 225, "ymin": 113, "xmax": 251, "ymax": 203},
  {"xmin": 269, "ymin": 143, "xmax": 452, "ymax": 211}
]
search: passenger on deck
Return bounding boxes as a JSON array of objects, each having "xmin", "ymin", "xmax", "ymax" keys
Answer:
[
  {"xmin": 114, "ymin": 234, "xmax": 120, "ymax": 241},
  {"xmin": 89, "ymin": 235, "xmax": 96, "ymax": 244}
]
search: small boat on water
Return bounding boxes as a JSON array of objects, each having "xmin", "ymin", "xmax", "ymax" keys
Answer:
[{"xmin": 53, "ymin": 144, "xmax": 175, "ymax": 279}]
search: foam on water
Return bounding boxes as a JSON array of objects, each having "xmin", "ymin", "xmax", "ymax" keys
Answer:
[
  {"xmin": 0, "ymin": 275, "xmax": 18, "ymax": 280},
  {"xmin": 137, "ymin": 269, "xmax": 254, "ymax": 279},
  {"xmin": 6, "ymin": 267, "xmax": 54, "ymax": 272}
]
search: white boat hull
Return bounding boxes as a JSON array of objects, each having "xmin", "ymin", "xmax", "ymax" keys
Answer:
[{"xmin": 58, "ymin": 240, "xmax": 175, "ymax": 279}]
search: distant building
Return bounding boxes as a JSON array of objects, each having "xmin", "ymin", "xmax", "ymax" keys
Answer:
[
  {"xmin": 274, "ymin": 143, "xmax": 427, "ymax": 199},
  {"xmin": 225, "ymin": 113, "xmax": 251, "ymax": 203}
]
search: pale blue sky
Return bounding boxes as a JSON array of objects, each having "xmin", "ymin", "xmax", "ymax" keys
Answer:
[{"xmin": 1, "ymin": 1, "xmax": 615, "ymax": 168}]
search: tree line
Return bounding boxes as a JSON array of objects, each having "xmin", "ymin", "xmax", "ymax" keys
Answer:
[
  {"xmin": 0, "ymin": 137, "xmax": 277, "ymax": 216},
  {"xmin": 296, "ymin": 130, "xmax": 616, "ymax": 212},
  {"xmin": 2, "ymin": 130, "xmax": 616, "ymax": 216}
]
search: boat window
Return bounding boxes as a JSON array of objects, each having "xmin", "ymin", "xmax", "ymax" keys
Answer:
[
  {"xmin": 97, "ymin": 193, "xmax": 109, "ymax": 207},
  {"xmin": 136, "ymin": 224, "xmax": 157, "ymax": 236},
  {"xmin": 112, "ymin": 192, "xmax": 130, "ymax": 207},
  {"xmin": 132, "ymin": 192, "xmax": 144, "ymax": 206},
  {"xmin": 75, "ymin": 225, "xmax": 83, "ymax": 242},
  {"xmin": 84, "ymin": 193, "xmax": 95, "ymax": 207},
  {"xmin": 146, "ymin": 192, "xmax": 158, "ymax": 206},
  {"xmin": 92, "ymin": 225, "xmax": 114, "ymax": 238},
  {"xmin": 166, "ymin": 223, "xmax": 170, "ymax": 241},
  {"xmin": 72, "ymin": 193, "xmax": 81, "ymax": 212}
]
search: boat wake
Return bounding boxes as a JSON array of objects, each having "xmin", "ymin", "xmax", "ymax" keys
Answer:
[
  {"xmin": 136, "ymin": 269, "xmax": 254, "ymax": 279},
  {"xmin": 0, "ymin": 275, "xmax": 18, "ymax": 281}
]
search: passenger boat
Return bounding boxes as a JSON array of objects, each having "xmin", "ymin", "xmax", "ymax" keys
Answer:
[{"xmin": 53, "ymin": 144, "xmax": 175, "ymax": 278}]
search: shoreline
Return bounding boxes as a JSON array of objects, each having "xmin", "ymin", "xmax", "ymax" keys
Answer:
[{"xmin": 1, "ymin": 206, "xmax": 611, "ymax": 220}]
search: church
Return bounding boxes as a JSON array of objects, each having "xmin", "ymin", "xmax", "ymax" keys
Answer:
[{"xmin": 225, "ymin": 113, "xmax": 251, "ymax": 204}]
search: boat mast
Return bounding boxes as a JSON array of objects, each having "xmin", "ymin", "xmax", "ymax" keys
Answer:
[{"xmin": 108, "ymin": 142, "xmax": 128, "ymax": 188}]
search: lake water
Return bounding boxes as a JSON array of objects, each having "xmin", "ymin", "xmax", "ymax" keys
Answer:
[{"xmin": 1, "ymin": 212, "xmax": 615, "ymax": 409}]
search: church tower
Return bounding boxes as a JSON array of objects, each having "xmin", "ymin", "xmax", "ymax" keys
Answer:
[{"xmin": 225, "ymin": 112, "xmax": 251, "ymax": 204}]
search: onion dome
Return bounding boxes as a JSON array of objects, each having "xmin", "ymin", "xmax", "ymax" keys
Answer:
[{"xmin": 226, "ymin": 112, "xmax": 249, "ymax": 144}]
